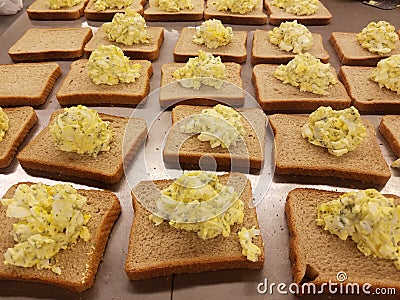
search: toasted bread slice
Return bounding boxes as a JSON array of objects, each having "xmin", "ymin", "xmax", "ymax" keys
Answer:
[
  {"xmin": 286, "ymin": 188, "xmax": 400, "ymax": 294},
  {"xmin": 17, "ymin": 110, "xmax": 147, "ymax": 184},
  {"xmin": 251, "ymin": 29, "xmax": 329, "ymax": 65},
  {"xmin": 252, "ymin": 64, "xmax": 351, "ymax": 112},
  {"xmin": 125, "ymin": 173, "xmax": 264, "ymax": 280},
  {"xmin": 0, "ymin": 183, "xmax": 121, "ymax": 292},
  {"xmin": 56, "ymin": 59, "xmax": 152, "ymax": 107},
  {"xmin": 0, "ymin": 62, "xmax": 61, "ymax": 107},
  {"xmin": 339, "ymin": 66, "xmax": 400, "ymax": 113},
  {"xmin": 379, "ymin": 115, "xmax": 400, "ymax": 159},
  {"xmin": 84, "ymin": 24, "xmax": 164, "ymax": 61},
  {"xmin": 0, "ymin": 107, "xmax": 37, "ymax": 169},
  {"xmin": 84, "ymin": 0, "xmax": 144, "ymax": 21},
  {"xmin": 144, "ymin": 0, "xmax": 204, "ymax": 21},
  {"xmin": 264, "ymin": 0, "xmax": 332, "ymax": 25},
  {"xmin": 8, "ymin": 28, "xmax": 93, "ymax": 63},
  {"xmin": 204, "ymin": 0, "xmax": 267, "ymax": 25},
  {"xmin": 27, "ymin": 0, "xmax": 89, "ymax": 20},
  {"xmin": 330, "ymin": 32, "xmax": 400, "ymax": 66},
  {"xmin": 269, "ymin": 114, "xmax": 391, "ymax": 186}
]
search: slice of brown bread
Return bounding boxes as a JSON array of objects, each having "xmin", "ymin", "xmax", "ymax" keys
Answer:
[
  {"xmin": 144, "ymin": 0, "xmax": 204, "ymax": 21},
  {"xmin": 26, "ymin": 0, "xmax": 89, "ymax": 20},
  {"xmin": 204, "ymin": 0, "xmax": 267, "ymax": 25},
  {"xmin": 0, "ymin": 107, "xmax": 38, "ymax": 168},
  {"xmin": 252, "ymin": 64, "xmax": 351, "ymax": 112},
  {"xmin": 0, "ymin": 182, "xmax": 121, "ymax": 292},
  {"xmin": 159, "ymin": 62, "xmax": 244, "ymax": 107},
  {"xmin": 286, "ymin": 188, "xmax": 400, "ymax": 294},
  {"xmin": 84, "ymin": 24, "xmax": 164, "ymax": 61},
  {"xmin": 269, "ymin": 114, "xmax": 391, "ymax": 186},
  {"xmin": 330, "ymin": 32, "xmax": 400, "ymax": 66},
  {"xmin": 84, "ymin": 0, "xmax": 144, "ymax": 21},
  {"xmin": 125, "ymin": 173, "xmax": 264, "ymax": 280},
  {"xmin": 339, "ymin": 65, "xmax": 400, "ymax": 113},
  {"xmin": 0, "ymin": 62, "xmax": 61, "ymax": 107},
  {"xmin": 56, "ymin": 59, "xmax": 152, "ymax": 107},
  {"xmin": 379, "ymin": 115, "xmax": 400, "ymax": 158},
  {"xmin": 8, "ymin": 28, "xmax": 93, "ymax": 62},
  {"xmin": 264, "ymin": 0, "xmax": 332, "ymax": 25},
  {"xmin": 17, "ymin": 109, "xmax": 147, "ymax": 184},
  {"xmin": 163, "ymin": 105, "xmax": 266, "ymax": 171},
  {"xmin": 251, "ymin": 29, "xmax": 329, "ymax": 65}
]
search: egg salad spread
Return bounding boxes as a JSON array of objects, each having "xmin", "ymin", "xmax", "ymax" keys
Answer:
[
  {"xmin": 48, "ymin": 0, "xmax": 82, "ymax": 9},
  {"xmin": 1, "ymin": 183, "xmax": 91, "ymax": 274},
  {"xmin": 392, "ymin": 159, "xmax": 400, "ymax": 168},
  {"xmin": 213, "ymin": 0, "xmax": 258, "ymax": 14},
  {"xmin": 370, "ymin": 54, "xmax": 400, "ymax": 94},
  {"xmin": 238, "ymin": 226, "xmax": 262, "ymax": 262},
  {"xmin": 356, "ymin": 21, "xmax": 399, "ymax": 55},
  {"xmin": 268, "ymin": 20, "xmax": 313, "ymax": 54},
  {"xmin": 192, "ymin": 19, "xmax": 234, "ymax": 49},
  {"xmin": 49, "ymin": 105, "xmax": 113, "ymax": 157},
  {"xmin": 103, "ymin": 8, "xmax": 152, "ymax": 46},
  {"xmin": 182, "ymin": 104, "xmax": 245, "ymax": 149},
  {"xmin": 95, "ymin": 0, "xmax": 133, "ymax": 11},
  {"xmin": 271, "ymin": 0, "xmax": 318, "ymax": 16},
  {"xmin": 173, "ymin": 50, "xmax": 225, "ymax": 90},
  {"xmin": 317, "ymin": 189, "xmax": 400, "ymax": 270},
  {"xmin": 157, "ymin": 0, "xmax": 193, "ymax": 12},
  {"xmin": 274, "ymin": 53, "xmax": 337, "ymax": 95},
  {"xmin": 88, "ymin": 45, "xmax": 141, "ymax": 85},
  {"xmin": 301, "ymin": 106, "xmax": 367, "ymax": 157},
  {"xmin": 0, "ymin": 107, "xmax": 9, "ymax": 143}
]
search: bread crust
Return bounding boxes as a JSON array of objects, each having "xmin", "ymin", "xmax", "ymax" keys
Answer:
[
  {"xmin": 26, "ymin": 0, "xmax": 89, "ymax": 20},
  {"xmin": 84, "ymin": 0, "xmax": 143, "ymax": 20},
  {"xmin": 379, "ymin": 115, "xmax": 400, "ymax": 158}
]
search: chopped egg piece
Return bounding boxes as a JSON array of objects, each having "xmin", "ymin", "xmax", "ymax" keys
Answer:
[
  {"xmin": 192, "ymin": 19, "xmax": 234, "ymax": 49},
  {"xmin": 48, "ymin": 0, "xmax": 82, "ymax": 9},
  {"xmin": 356, "ymin": 21, "xmax": 399, "ymax": 55},
  {"xmin": 0, "ymin": 107, "xmax": 9, "ymax": 143},
  {"xmin": 370, "ymin": 54, "xmax": 400, "ymax": 94},
  {"xmin": 391, "ymin": 158, "xmax": 400, "ymax": 168},
  {"xmin": 157, "ymin": 0, "xmax": 193, "ymax": 11},
  {"xmin": 213, "ymin": 0, "xmax": 258, "ymax": 14},
  {"xmin": 95, "ymin": 0, "xmax": 133, "ymax": 11},
  {"xmin": 271, "ymin": 0, "xmax": 318, "ymax": 15},
  {"xmin": 238, "ymin": 226, "xmax": 262, "ymax": 262}
]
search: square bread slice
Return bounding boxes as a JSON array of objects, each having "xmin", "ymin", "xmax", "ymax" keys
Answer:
[
  {"xmin": 251, "ymin": 29, "xmax": 329, "ymax": 65},
  {"xmin": 286, "ymin": 188, "xmax": 400, "ymax": 294},
  {"xmin": 160, "ymin": 62, "xmax": 244, "ymax": 107},
  {"xmin": 264, "ymin": 0, "xmax": 332, "ymax": 25},
  {"xmin": 17, "ymin": 110, "xmax": 147, "ymax": 184},
  {"xmin": 56, "ymin": 59, "xmax": 152, "ymax": 107},
  {"xmin": 0, "ymin": 62, "xmax": 61, "ymax": 107},
  {"xmin": 84, "ymin": 0, "xmax": 144, "ymax": 20},
  {"xmin": 330, "ymin": 32, "xmax": 400, "ymax": 66},
  {"xmin": 8, "ymin": 28, "xmax": 93, "ymax": 63},
  {"xmin": 163, "ymin": 105, "xmax": 266, "ymax": 172},
  {"xmin": 173, "ymin": 27, "xmax": 247, "ymax": 63},
  {"xmin": 144, "ymin": 0, "xmax": 204, "ymax": 21},
  {"xmin": 0, "ymin": 107, "xmax": 38, "ymax": 169},
  {"xmin": 204, "ymin": 0, "xmax": 267, "ymax": 25},
  {"xmin": 379, "ymin": 115, "xmax": 400, "ymax": 158},
  {"xmin": 269, "ymin": 114, "xmax": 391, "ymax": 186},
  {"xmin": 26, "ymin": 0, "xmax": 89, "ymax": 20},
  {"xmin": 0, "ymin": 183, "xmax": 121, "ymax": 292},
  {"xmin": 125, "ymin": 173, "xmax": 264, "ymax": 280},
  {"xmin": 252, "ymin": 64, "xmax": 351, "ymax": 112},
  {"xmin": 339, "ymin": 66, "xmax": 400, "ymax": 113}
]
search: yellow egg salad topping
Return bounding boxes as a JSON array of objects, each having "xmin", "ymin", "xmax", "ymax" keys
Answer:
[
  {"xmin": 192, "ymin": 19, "xmax": 234, "ymax": 49},
  {"xmin": 356, "ymin": 21, "xmax": 399, "ymax": 55},
  {"xmin": 238, "ymin": 226, "xmax": 262, "ymax": 262},
  {"xmin": 157, "ymin": 0, "xmax": 193, "ymax": 12},
  {"xmin": 301, "ymin": 106, "xmax": 367, "ymax": 157},
  {"xmin": 103, "ymin": 8, "xmax": 152, "ymax": 46},
  {"xmin": 48, "ymin": 0, "xmax": 82, "ymax": 9},
  {"xmin": 392, "ymin": 158, "xmax": 400, "ymax": 168},
  {"xmin": 317, "ymin": 189, "xmax": 400, "ymax": 270},
  {"xmin": 1, "ymin": 183, "xmax": 91, "ymax": 274},
  {"xmin": 271, "ymin": 0, "xmax": 318, "ymax": 15},
  {"xmin": 173, "ymin": 50, "xmax": 225, "ymax": 90},
  {"xmin": 0, "ymin": 107, "xmax": 9, "ymax": 143},
  {"xmin": 95, "ymin": 0, "xmax": 133, "ymax": 11},
  {"xmin": 213, "ymin": 0, "xmax": 258, "ymax": 14},
  {"xmin": 182, "ymin": 104, "xmax": 245, "ymax": 149},
  {"xmin": 268, "ymin": 20, "xmax": 313, "ymax": 53},
  {"xmin": 370, "ymin": 54, "xmax": 400, "ymax": 94},
  {"xmin": 88, "ymin": 45, "xmax": 141, "ymax": 85},
  {"xmin": 274, "ymin": 53, "xmax": 337, "ymax": 95},
  {"xmin": 49, "ymin": 105, "xmax": 113, "ymax": 157}
]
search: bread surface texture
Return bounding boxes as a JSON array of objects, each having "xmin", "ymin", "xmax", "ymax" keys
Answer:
[
  {"xmin": 144, "ymin": 0, "xmax": 204, "ymax": 21},
  {"xmin": 84, "ymin": 0, "xmax": 143, "ymax": 20},
  {"xmin": 379, "ymin": 115, "xmax": 400, "ymax": 158},
  {"xmin": 27, "ymin": 0, "xmax": 89, "ymax": 20}
]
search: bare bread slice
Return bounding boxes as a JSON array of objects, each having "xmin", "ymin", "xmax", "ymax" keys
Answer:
[
  {"xmin": 125, "ymin": 173, "xmax": 264, "ymax": 280},
  {"xmin": 27, "ymin": 0, "xmax": 89, "ymax": 20},
  {"xmin": 204, "ymin": 0, "xmax": 267, "ymax": 25},
  {"xmin": 264, "ymin": 0, "xmax": 332, "ymax": 25},
  {"xmin": 144, "ymin": 0, "xmax": 204, "ymax": 21},
  {"xmin": 84, "ymin": 24, "xmax": 164, "ymax": 61},
  {"xmin": 251, "ymin": 29, "xmax": 329, "ymax": 65},
  {"xmin": 252, "ymin": 64, "xmax": 351, "ymax": 112},
  {"xmin": 0, "ymin": 107, "xmax": 38, "ymax": 168},
  {"xmin": 8, "ymin": 28, "xmax": 93, "ymax": 63},
  {"xmin": 0, "ymin": 183, "xmax": 121, "ymax": 292},
  {"xmin": 173, "ymin": 27, "xmax": 247, "ymax": 63},
  {"xmin": 379, "ymin": 115, "xmax": 400, "ymax": 159},
  {"xmin": 339, "ymin": 66, "xmax": 400, "ymax": 113},
  {"xmin": 330, "ymin": 32, "xmax": 400, "ymax": 66},
  {"xmin": 0, "ymin": 62, "xmax": 61, "ymax": 107},
  {"xmin": 269, "ymin": 114, "xmax": 391, "ymax": 186},
  {"xmin": 56, "ymin": 59, "xmax": 152, "ymax": 107},
  {"xmin": 286, "ymin": 188, "xmax": 400, "ymax": 294},
  {"xmin": 17, "ymin": 110, "xmax": 147, "ymax": 184},
  {"xmin": 84, "ymin": 0, "xmax": 144, "ymax": 20}
]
